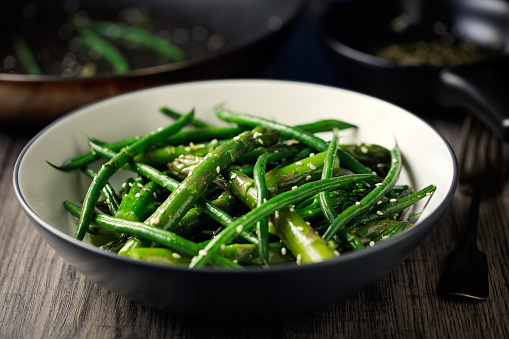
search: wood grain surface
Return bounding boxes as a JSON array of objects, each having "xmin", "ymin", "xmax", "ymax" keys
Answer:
[{"xmin": 1, "ymin": 2, "xmax": 508, "ymax": 336}]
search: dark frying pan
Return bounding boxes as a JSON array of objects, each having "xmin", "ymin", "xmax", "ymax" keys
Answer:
[
  {"xmin": 320, "ymin": 0, "xmax": 509, "ymax": 141},
  {"xmin": 0, "ymin": 0, "xmax": 305, "ymax": 125}
]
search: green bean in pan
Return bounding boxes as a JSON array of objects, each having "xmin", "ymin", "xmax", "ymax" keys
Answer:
[
  {"xmin": 86, "ymin": 21, "xmax": 186, "ymax": 63},
  {"xmin": 78, "ymin": 27, "xmax": 130, "ymax": 73},
  {"xmin": 75, "ymin": 111, "xmax": 194, "ymax": 240},
  {"xmin": 12, "ymin": 36, "xmax": 41, "ymax": 75}
]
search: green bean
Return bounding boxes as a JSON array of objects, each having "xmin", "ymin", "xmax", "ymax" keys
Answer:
[
  {"xmin": 215, "ymin": 108, "xmax": 374, "ymax": 178},
  {"xmin": 346, "ymin": 184, "xmax": 436, "ymax": 230},
  {"xmin": 165, "ymin": 126, "xmax": 246, "ymax": 145},
  {"xmin": 296, "ymin": 119, "xmax": 357, "ymax": 133},
  {"xmin": 253, "ymin": 152, "xmax": 293, "ymax": 266},
  {"xmin": 160, "ymin": 107, "xmax": 212, "ymax": 128},
  {"xmin": 65, "ymin": 201, "xmax": 241, "ymax": 268},
  {"xmin": 12, "ymin": 36, "xmax": 41, "ymax": 75},
  {"xmin": 319, "ymin": 129, "xmax": 364, "ymax": 250},
  {"xmin": 81, "ymin": 167, "xmax": 121, "ymax": 214},
  {"xmin": 75, "ymin": 111, "xmax": 193, "ymax": 240},
  {"xmin": 78, "ymin": 27, "xmax": 130, "ymax": 73},
  {"xmin": 322, "ymin": 146, "xmax": 402, "ymax": 241},
  {"xmin": 52, "ymin": 126, "xmax": 244, "ymax": 172},
  {"xmin": 189, "ymin": 173, "xmax": 375, "ymax": 268},
  {"xmin": 87, "ymin": 21, "xmax": 186, "ymax": 62}
]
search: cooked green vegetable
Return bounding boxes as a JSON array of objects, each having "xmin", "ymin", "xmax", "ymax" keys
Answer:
[{"xmin": 53, "ymin": 105, "xmax": 435, "ymax": 269}]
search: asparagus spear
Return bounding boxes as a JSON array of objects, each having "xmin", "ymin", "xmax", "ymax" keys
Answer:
[
  {"xmin": 145, "ymin": 126, "xmax": 281, "ymax": 232},
  {"xmin": 170, "ymin": 155, "xmax": 338, "ymax": 264}
]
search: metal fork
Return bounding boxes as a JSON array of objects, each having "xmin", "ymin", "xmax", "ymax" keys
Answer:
[{"xmin": 438, "ymin": 114, "xmax": 508, "ymax": 300}]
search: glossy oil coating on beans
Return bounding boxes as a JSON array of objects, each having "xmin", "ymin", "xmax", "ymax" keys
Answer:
[{"xmin": 54, "ymin": 105, "xmax": 436, "ymax": 269}]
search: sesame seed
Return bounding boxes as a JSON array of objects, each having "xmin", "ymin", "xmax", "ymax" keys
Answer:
[
  {"xmin": 305, "ymin": 175, "xmax": 312, "ymax": 181},
  {"xmin": 137, "ymin": 183, "xmax": 143, "ymax": 188},
  {"xmin": 233, "ymin": 259, "xmax": 238, "ymax": 264},
  {"xmin": 281, "ymin": 247, "xmax": 287, "ymax": 255},
  {"xmin": 253, "ymin": 132, "xmax": 262, "ymax": 138},
  {"xmin": 211, "ymin": 139, "xmax": 218, "ymax": 145},
  {"xmin": 263, "ymin": 198, "xmax": 267, "ymax": 203},
  {"xmin": 216, "ymin": 166, "xmax": 220, "ymax": 173},
  {"xmin": 233, "ymin": 136, "xmax": 240, "ymax": 141},
  {"xmin": 376, "ymin": 211, "xmax": 384, "ymax": 216},
  {"xmin": 334, "ymin": 250, "xmax": 340, "ymax": 256},
  {"xmin": 236, "ymin": 225, "xmax": 243, "ymax": 233},
  {"xmin": 377, "ymin": 200, "xmax": 383, "ymax": 204},
  {"xmin": 172, "ymin": 253, "xmax": 181, "ymax": 259},
  {"xmin": 220, "ymin": 244, "xmax": 226, "ymax": 250},
  {"xmin": 129, "ymin": 182, "xmax": 134, "ymax": 187},
  {"xmin": 296, "ymin": 254, "xmax": 302, "ymax": 265},
  {"xmin": 151, "ymin": 217, "xmax": 160, "ymax": 225},
  {"xmin": 369, "ymin": 241, "xmax": 375, "ymax": 247},
  {"xmin": 292, "ymin": 185, "xmax": 298, "ymax": 190},
  {"xmin": 295, "ymin": 161, "xmax": 303, "ymax": 165},
  {"xmin": 390, "ymin": 198, "xmax": 397, "ymax": 202},
  {"xmin": 309, "ymin": 153, "xmax": 315, "ymax": 157},
  {"xmin": 375, "ymin": 183, "xmax": 383, "ymax": 186},
  {"xmin": 381, "ymin": 235, "xmax": 389, "ymax": 240},
  {"xmin": 296, "ymin": 226, "xmax": 304, "ymax": 232},
  {"xmin": 199, "ymin": 249, "xmax": 207, "ymax": 256},
  {"xmin": 308, "ymin": 163, "xmax": 317, "ymax": 170},
  {"xmin": 361, "ymin": 146, "xmax": 368, "ymax": 154},
  {"xmin": 289, "ymin": 206, "xmax": 295, "ymax": 212},
  {"xmin": 392, "ymin": 158, "xmax": 398, "ymax": 163},
  {"xmin": 426, "ymin": 192, "xmax": 432, "ymax": 196},
  {"xmin": 355, "ymin": 201, "xmax": 361, "ymax": 206},
  {"xmin": 230, "ymin": 173, "xmax": 237, "ymax": 179},
  {"xmin": 135, "ymin": 193, "xmax": 141, "ymax": 198},
  {"xmin": 258, "ymin": 139, "xmax": 264, "ymax": 145},
  {"xmin": 122, "ymin": 183, "xmax": 126, "ymax": 188}
]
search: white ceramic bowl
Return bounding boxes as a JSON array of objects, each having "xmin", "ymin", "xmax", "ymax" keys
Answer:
[{"xmin": 14, "ymin": 80, "xmax": 458, "ymax": 316}]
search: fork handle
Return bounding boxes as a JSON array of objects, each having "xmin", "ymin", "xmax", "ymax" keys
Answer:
[{"xmin": 464, "ymin": 191, "xmax": 482, "ymax": 249}]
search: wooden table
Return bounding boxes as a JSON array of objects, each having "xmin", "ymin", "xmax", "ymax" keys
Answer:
[{"xmin": 2, "ymin": 2, "xmax": 508, "ymax": 338}]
